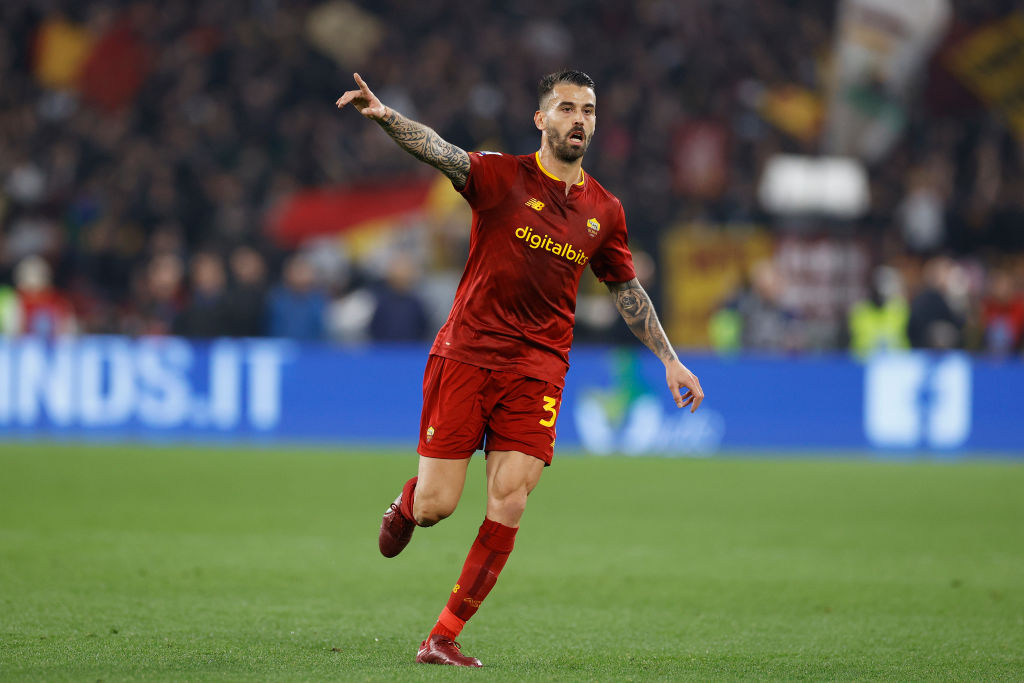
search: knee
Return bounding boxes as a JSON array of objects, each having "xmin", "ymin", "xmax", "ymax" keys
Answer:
[
  {"xmin": 413, "ymin": 493, "xmax": 457, "ymax": 527},
  {"xmin": 488, "ymin": 487, "xmax": 528, "ymax": 526}
]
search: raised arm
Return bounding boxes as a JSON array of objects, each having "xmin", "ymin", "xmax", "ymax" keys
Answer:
[
  {"xmin": 336, "ymin": 73, "xmax": 470, "ymax": 189},
  {"xmin": 606, "ymin": 278, "xmax": 705, "ymax": 412}
]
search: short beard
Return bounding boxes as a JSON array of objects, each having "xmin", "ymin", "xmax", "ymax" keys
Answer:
[{"xmin": 546, "ymin": 130, "xmax": 588, "ymax": 163}]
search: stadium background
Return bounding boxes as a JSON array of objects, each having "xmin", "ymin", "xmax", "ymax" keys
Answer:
[
  {"xmin": 1, "ymin": 0, "xmax": 1022, "ymax": 452},
  {"xmin": 1, "ymin": 1, "xmax": 1023, "ymax": 679}
]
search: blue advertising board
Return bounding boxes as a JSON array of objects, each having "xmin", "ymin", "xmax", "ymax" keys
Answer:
[{"xmin": 0, "ymin": 336, "xmax": 1021, "ymax": 455}]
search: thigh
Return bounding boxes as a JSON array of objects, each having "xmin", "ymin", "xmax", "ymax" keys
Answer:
[
  {"xmin": 484, "ymin": 373, "xmax": 563, "ymax": 466},
  {"xmin": 418, "ymin": 355, "xmax": 489, "ymax": 459}
]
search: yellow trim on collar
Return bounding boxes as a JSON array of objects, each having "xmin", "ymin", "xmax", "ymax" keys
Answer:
[{"xmin": 535, "ymin": 151, "xmax": 585, "ymax": 186}]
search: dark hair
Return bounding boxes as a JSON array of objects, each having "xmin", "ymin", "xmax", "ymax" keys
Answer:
[{"xmin": 537, "ymin": 69, "xmax": 596, "ymax": 108}]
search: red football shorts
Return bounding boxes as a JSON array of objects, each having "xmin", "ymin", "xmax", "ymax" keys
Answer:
[{"xmin": 418, "ymin": 354, "xmax": 563, "ymax": 465}]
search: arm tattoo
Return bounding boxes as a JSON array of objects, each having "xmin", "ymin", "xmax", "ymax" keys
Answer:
[
  {"xmin": 378, "ymin": 109, "xmax": 470, "ymax": 189},
  {"xmin": 607, "ymin": 278, "xmax": 678, "ymax": 364}
]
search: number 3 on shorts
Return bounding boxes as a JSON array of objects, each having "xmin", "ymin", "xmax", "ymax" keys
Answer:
[{"xmin": 539, "ymin": 396, "xmax": 558, "ymax": 427}]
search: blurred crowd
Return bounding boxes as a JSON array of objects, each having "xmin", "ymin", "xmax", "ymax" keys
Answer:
[
  {"xmin": 709, "ymin": 253, "xmax": 1024, "ymax": 358},
  {"xmin": 1, "ymin": 0, "xmax": 1022, "ymax": 355}
]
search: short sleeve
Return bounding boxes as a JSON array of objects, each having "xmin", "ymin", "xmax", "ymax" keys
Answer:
[
  {"xmin": 457, "ymin": 152, "xmax": 518, "ymax": 212},
  {"xmin": 589, "ymin": 201, "xmax": 636, "ymax": 283}
]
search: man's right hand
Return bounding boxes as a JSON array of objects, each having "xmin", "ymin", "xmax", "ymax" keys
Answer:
[
  {"xmin": 334, "ymin": 72, "xmax": 470, "ymax": 188},
  {"xmin": 336, "ymin": 73, "xmax": 388, "ymax": 120}
]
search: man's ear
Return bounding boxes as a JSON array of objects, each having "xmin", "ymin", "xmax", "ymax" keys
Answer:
[{"xmin": 534, "ymin": 110, "xmax": 544, "ymax": 131}]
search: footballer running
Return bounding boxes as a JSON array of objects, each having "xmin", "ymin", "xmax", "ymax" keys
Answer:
[{"xmin": 336, "ymin": 69, "xmax": 704, "ymax": 667}]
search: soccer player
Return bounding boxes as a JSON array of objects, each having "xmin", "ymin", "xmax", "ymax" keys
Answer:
[{"xmin": 335, "ymin": 69, "xmax": 704, "ymax": 667}]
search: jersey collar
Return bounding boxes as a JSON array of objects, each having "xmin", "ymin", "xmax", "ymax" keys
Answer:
[{"xmin": 535, "ymin": 151, "xmax": 585, "ymax": 187}]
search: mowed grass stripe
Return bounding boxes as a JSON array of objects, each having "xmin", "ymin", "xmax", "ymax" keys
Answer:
[{"xmin": 0, "ymin": 444, "xmax": 1021, "ymax": 681}]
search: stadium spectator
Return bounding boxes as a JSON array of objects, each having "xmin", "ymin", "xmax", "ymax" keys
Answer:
[
  {"xmin": 846, "ymin": 265, "xmax": 910, "ymax": 357},
  {"xmin": 908, "ymin": 256, "xmax": 967, "ymax": 350},
  {"xmin": 174, "ymin": 252, "xmax": 231, "ymax": 338},
  {"xmin": 368, "ymin": 252, "xmax": 431, "ymax": 342},
  {"xmin": 718, "ymin": 260, "xmax": 804, "ymax": 352},
  {"xmin": 12, "ymin": 255, "xmax": 76, "ymax": 337},
  {"xmin": 977, "ymin": 267, "xmax": 1024, "ymax": 356},
  {"xmin": 74, "ymin": 217, "xmax": 140, "ymax": 309},
  {"xmin": 267, "ymin": 253, "xmax": 327, "ymax": 341},
  {"xmin": 132, "ymin": 252, "xmax": 185, "ymax": 336},
  {"xmin": 225, "ymin": 245, "xmax": 268, "ymax": 337},
  {"xmin": 0, "ymin": 283, "xmax": 19, "ymax": 334}
]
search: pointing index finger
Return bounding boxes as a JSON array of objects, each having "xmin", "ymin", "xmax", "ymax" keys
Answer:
[{"xmin": 353, "ymin": 72, "xmax": 371, "ymax": 94}]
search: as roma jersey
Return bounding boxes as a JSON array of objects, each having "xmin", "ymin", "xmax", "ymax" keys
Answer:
[{"xmin": 430, "ymin": 151, "xmax": 636, "ymax": 387}]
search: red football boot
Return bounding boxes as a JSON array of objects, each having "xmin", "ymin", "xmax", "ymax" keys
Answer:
[
  {"xmin": 378, "ymin": 494, "xmax": 415, "ymax": 558},
  {"xmin": 416, "ymin": 635, "xmax": 483, "ymax": 667}
]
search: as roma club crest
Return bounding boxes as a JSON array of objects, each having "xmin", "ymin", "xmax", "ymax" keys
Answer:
[{"xmin": 586, "ymin": 217, "xmax": 600, "ymax": 237}]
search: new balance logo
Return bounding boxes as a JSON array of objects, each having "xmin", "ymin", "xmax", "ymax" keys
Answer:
[{"xmin": 525, "ymin": 198, "xmax": 545, "ymax": 211}]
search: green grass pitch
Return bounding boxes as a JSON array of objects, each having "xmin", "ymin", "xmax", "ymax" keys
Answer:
[{"xmin": 1, "ymin": 444, "xmax": 1022, "ymax": 681}]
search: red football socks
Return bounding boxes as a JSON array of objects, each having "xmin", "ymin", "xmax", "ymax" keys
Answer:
[
  {"xmin": 429, "ymin": 518, "xmax": 518, "ymax": 639},
  {"xmin": 398, "ymin": 476, "xmax": 417, "ymax": 523},
  {"xmin": 429, "ymin": 606, "xmax": 463, "ymax": 640}
]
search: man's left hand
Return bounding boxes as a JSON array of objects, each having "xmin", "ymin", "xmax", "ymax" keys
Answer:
[{"xmin": 666, "ymin": 360, "xmax": 704, "ymax": 413}]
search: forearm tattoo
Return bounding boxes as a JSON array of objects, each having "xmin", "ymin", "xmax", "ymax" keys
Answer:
[
  {"xmin": 378, "ymin": 109, "xmax": 470, "ymax": 188},
  {"xmin": 607, "ymin": 278, "xmax": 678, "ymax": 364}
]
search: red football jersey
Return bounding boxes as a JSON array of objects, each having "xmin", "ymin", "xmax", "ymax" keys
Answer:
[{"xmin": 430, "ymin": 151, "xmax": 636, "ymax": 387}]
